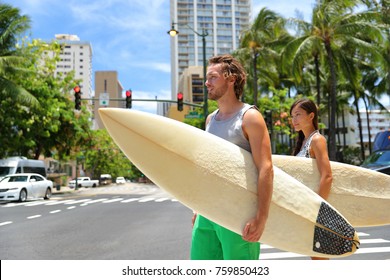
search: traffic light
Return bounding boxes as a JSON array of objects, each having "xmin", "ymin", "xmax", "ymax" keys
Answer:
[
  {"xmin": 74, "ymin": 86, "xmax": 81, "ymax": 110},
  {"xmin": 177, "ymin": 92, "xmax": 183, "ymax": 112},
  {"xmin": 126, "ymin": 89, "xmax": 132, "ymax": 109}
]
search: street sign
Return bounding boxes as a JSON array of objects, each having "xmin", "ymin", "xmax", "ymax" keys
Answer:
[
  {"xmin": 185, "ymin": 111, "xmax": 203, "ymax": 119},
  {"xmin": 99, "ymin": 93, "xmax": 109, "ymax": 106}
]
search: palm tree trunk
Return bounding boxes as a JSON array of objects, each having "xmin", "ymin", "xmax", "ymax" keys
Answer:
[
  {"xmin": 324, "ymin": 42, "xmax": 337, "ymax": 161},
  {"xmin": 353, "ymin": 90, "xmax": 365, "ymax": 161},
  {"xmin": 252, "ymin": 51, "xmax": 259, "ymax": 106},
  {"xmin": 314, "ymin": 53, "xmax": 321, "ymax": 106},
  {"xmin": 342, "ymin": 109, "xmax": 346, "ymax": 147},
  {"xmin": 362, "ymin": 95, "xmax": 372, "ymax": 155}
]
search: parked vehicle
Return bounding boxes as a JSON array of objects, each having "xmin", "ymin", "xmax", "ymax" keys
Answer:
[
  {"xmin": 0, "ymin": 157, "xmax": 46, "ymax": 180},
  {"xmin": 361, "ymin": 149, "xmax": 390, "ymax": 175},
  {"xmin": 68, "ymin": 177, "xmax": 99, "ymax": 189},
  {"xmin": 372, "ymin": 165, "xmax": 390, "ymax": 175},
  {"xmin": 0, "ymin": 173, "xmax": 52, "ymax": 202},
  {"xmin": 116, "ymin": 177, "xmax": 126, "ymax": 184},
  {"xmin": 100, "ymin": 174, "xmax": 112, "ymax": 185},
  {"xmin": 373, "ymin": 130, "xmax": 390, "ymax": 152}
]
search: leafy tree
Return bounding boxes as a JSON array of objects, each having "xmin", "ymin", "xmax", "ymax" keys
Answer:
[
  {"xmin": 81, "ymin": 129, "xmax": 141, "ymax": 180},
  {"xmin": 0, "ymin": 3, "xmax": 38, "ymax": 106},
  {"xmin": 0, "ymin": 39, "xmax": 92, "ymax": 160},
  {"xmin": 236, "ymin": 8, "xmax": 291, "ymax": 105},
  {"xmin": 281, "ymin": 0, "xmax": 384, "ymax": 160}
]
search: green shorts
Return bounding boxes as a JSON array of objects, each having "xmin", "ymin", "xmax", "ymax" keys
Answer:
[{"xmin": 191, "ymin": 214, "xmax": 260, "ymax": 260}]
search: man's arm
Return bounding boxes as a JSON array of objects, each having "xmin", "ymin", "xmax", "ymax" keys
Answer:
[{"xmin": 242, "ymin": 109, "xmax": 274, "ymax": 242}]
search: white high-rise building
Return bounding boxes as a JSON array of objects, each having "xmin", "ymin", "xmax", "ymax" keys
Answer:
[
  {"xmin": 168, "ymin": 0, "xmax": 251, "ymax": 101},
  {"xmin": 54, "ymin": 34, "xmax": 93, "ymax": 99}
]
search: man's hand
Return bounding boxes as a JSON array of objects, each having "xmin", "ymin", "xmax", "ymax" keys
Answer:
[{"xmin": 242, "ymin": 217, "xmax": 265, "ymax": 242}]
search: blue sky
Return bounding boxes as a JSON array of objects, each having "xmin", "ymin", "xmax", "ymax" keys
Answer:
[{"xmin": 9, "ymin": 0, "xmax": 316, "ymax": 113}]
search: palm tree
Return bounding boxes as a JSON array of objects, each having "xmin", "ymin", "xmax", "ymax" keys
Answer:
[
  {"xmin": 236, "ymin": 8, "xmax": 290, "ymax": 106},
  {"xmin": 0, "ymin": 3, "xmax": 37, "ymax": 106},
  {"xmin": 281, "ymin": 0, "xmax": 383, "ymax": 160}
]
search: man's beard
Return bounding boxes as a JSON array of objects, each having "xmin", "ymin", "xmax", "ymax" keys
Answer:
[{"xmin": 208, "ymin": 83, "xmax": 229, "ymax": 101}]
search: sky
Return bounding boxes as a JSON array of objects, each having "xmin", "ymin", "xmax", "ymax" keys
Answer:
[{"xmin": 9, "ymin": 0, "xmax": 317, "ymax": 113}]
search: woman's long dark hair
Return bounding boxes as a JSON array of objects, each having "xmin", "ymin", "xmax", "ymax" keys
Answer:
[{"xmin": 290, "ymin": 99, "xmax": 319, "ymax": 156}]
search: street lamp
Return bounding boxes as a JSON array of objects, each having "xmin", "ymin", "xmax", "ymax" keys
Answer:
[{"xmin": 167, "ymin": 22, "xmax": 209, "ymax": 122}]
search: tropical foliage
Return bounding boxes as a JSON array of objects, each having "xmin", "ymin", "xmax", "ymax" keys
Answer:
[{"xmin": 234, "ymin": 0, "xmax": 390, "ymax": 162}]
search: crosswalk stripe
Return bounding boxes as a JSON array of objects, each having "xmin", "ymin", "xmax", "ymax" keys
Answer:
[
  {"xmin": 45, "ymin": 199, "xmax": 75, "ymax": 205},
  {"xmin": 139, "ymin": 198, "xmax": 156, "ymax": 202},
  {"xmin": 360, "ymin": 238, "xmax": 390, "ymax": 244},
  {"xmin": 260, "ymin": 238, "xmax": 390, "ymax": 260},
  {"xmin": 80, "ymin": 198, "xmax": 109, "ymax": 206},
  {"xmin": 2, "ymin": 196, "xmax": 178, "ymax": 207},
  {"xmin": 64, "ymin": 199, "xmax": 92, "ymax": 205},
  {"xmin": 121, "ymin": 198, "xmax": 139, "ymax": 203},
  {"xmin": 155, "ymin": 198, "xmax": 170, "ymax": 202},
  {"xmin": 25, "ymin": 201, "xmax": 49, "ymax": 207},
  {"xmin": 102, "ymin": 198, "xmax": 124, "ymax": 203}
]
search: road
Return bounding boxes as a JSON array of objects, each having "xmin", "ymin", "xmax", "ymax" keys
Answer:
[{"xmin": 1, "ymin": 183, "xmax": 389, "ymax": 260}]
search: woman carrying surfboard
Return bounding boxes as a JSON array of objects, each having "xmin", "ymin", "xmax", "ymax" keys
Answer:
[
  {"xmin": 290, "ymin": 98, "xmax": 333, "ymax": 260},
  {"xmin": 190, "ymin": 54, "xmax": 274, "ymax": 260}
]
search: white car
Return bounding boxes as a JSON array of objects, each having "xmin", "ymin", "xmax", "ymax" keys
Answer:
[
  {"xmin": 115, "ymin": 177, "xmax": 126, "ymax": 184},
  {"xmin": 0, "ymin": 173, "xmax": 53, "ymax": 202}
]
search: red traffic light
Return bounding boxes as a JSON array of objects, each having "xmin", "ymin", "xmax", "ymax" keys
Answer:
[
  {"xmin": 74, "ymin": 86, "xmax": 81, "ymax": 93},
  {"xmin": 126, "ymin": 90, "xmax": 132, "ymax": 97},
  {"xmin": 177, "ymin": 92, "xmax": 184, "ymax": 112}
]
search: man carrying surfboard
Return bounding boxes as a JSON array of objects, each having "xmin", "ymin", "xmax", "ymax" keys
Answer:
[{"xmin": 191, "ymin": 54, "xmax": 274, "ymax": 260}]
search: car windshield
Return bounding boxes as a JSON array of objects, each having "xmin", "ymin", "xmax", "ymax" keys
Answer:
[
  {"xmin": 8, "ymin": 176, "xmax": 28, "ymax": 182},
  {"xmin": 0, "ymin": 167, "xmax": 11, "ymax": 177},
  {"xmin": 362, "ymin": 150, "xmax": 390, "ymax": 166}
]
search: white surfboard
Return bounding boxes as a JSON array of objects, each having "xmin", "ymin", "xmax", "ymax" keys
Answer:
[
  {"xmin": 99, "ymin": 108, "xmax": 359, "ymax": 258},
  {"xmin": 272, "ymin": 155, "xmax": 390, "ymax": 227}
]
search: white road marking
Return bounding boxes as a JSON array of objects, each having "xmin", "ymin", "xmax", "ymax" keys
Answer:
[
  {"xmin": 0, "ymin": 221, "xmax": 13, "ymax": 226},
  {"xmin": 45, "ymin": 199, "xmax": 75, "ymax": 205},
  {"xmin": 155, "ymin": 198, "xmax": 170, "ymax": 202},
  {"xmin": 120, "ymin": 198, "xmax": 139, "ymax": 203},
  {"xmin": 102, "ymin": 198, "xmax": 124, "ymax": 203},
  {"xmin": 50, "ymin": 210, "xmax": 61, "ymax": 214},
  {"xmin": 80, "ymin": 198, "xmax": 109, "ymax": 206},
  {"xmin": 139, "ymin": 198, "xmax": 155, "ymax": 203},
  {"xmin": 64, "ymin": 199, "xmax": 92, "ymax": 205},
  {"xmin": 25, "ymin": 201, "xmax": 48, "ymax": 207},
  {"xmin": 27, "ymin": 215, "xmax": 41, "ymax": 219}
]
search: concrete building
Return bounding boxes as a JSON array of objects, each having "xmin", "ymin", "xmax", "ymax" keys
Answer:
[
  {"xmin": 93, "ymin": 71, "xmax": 124, "ymax": 129},
  {"xmin": 167, "ymin": 0, "xmax": 252, "ymax": 117},
  {"xmin": 53, "ymin": 34, "xmax": 93, "ymax": 99},
  {"xmin": 357, "ymin": 107, "xmax": 390, "ymax": 149},
  {"xmin": 320, "ymin": 106, "xmax": 390, "ymax": 152}
]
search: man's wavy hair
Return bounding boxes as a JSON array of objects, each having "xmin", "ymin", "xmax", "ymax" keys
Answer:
[{"xmin": 208, "ymin": 54, "xmax": 247, "ymax": 100}]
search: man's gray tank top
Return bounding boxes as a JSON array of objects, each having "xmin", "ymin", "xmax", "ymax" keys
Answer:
[{"xmin": 206, "ymin": 104, "xmax": 256, "ymax": 153}]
